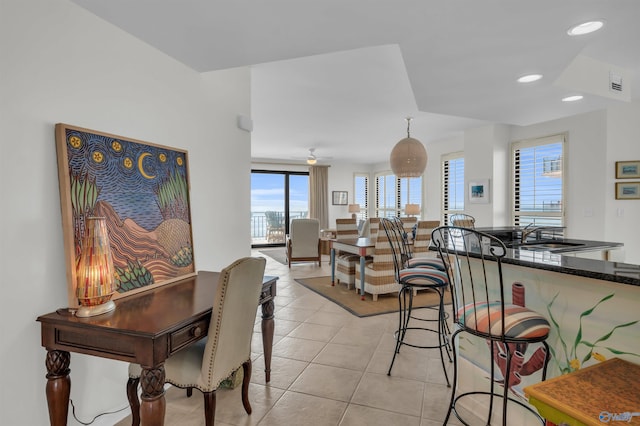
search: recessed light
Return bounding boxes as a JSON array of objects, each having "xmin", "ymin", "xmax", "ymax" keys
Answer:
[
  {"xmin": 517, "ymin": 74, "xmax": 543, "ymax": 83},
  {"xmin": 567, "ymin": 20, "xmax": 604, "ymax": 36},
  {"xmin": 562, "ymin": 95, "xmax": 584, "ymax": 102}
]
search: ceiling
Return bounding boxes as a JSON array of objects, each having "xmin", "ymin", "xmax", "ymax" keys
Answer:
[{"xmin": 71, "ymin": 0, "xmax": 640, "ymax": 165}]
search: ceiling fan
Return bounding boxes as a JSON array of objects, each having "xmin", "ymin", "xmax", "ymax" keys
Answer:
[{"xmin": 291, "ymin": 148, "xmax": 333, "ymax": 165}]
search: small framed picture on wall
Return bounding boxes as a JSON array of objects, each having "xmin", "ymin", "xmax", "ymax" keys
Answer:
[
  {"xmin": 616, "ymin": 161, "xmax": 640, "ymax": 179},
  {"xmin": 332, "ymin": 191, "xmax": 348, "ymax": 205},
  {"xmin": 468, "ymin": 179, "xmax": 490, "ymax": 204},
  {"xmin": 615, "ymin": 182, "xmax": 640, "ymax": 200}
]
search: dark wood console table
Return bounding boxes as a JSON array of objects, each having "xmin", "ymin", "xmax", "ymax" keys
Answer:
[{"xmin": 37, "ymin": 271, "xmax": 277, "ymax": 426}]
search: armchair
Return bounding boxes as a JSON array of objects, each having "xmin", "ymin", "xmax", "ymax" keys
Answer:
[{"xmin": 287, "ymin": 218, "xmax": 321, "ymax": 268}]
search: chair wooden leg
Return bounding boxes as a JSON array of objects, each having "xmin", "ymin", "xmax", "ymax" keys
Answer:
[
  {"xmin": 126, "ymin": 377, "xmax": 141, "ymax": 426},
  {"xmin": 241, "ymin": 360, "xmax": 252, "ymax": 414},
  {"xmin": 203, "ymin": 390, "xmax": 216, "ymax": 426},
  {"xmin": 186, "ymin": 387, "xmax": 193, "ymax": 397}
]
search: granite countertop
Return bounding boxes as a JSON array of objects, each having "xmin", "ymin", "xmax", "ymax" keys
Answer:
[
  {"xmin": 502, "ymin": 249, "xmax": 639, "ymax": 287},
  {"xmin": 441, "ymin": 227, "xmax": 639, "ymax": 287}
]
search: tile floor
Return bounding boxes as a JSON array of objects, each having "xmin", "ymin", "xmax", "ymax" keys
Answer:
[{"xmin": 116, "ymin": 251, "xmax": 475, "ymax": 426}]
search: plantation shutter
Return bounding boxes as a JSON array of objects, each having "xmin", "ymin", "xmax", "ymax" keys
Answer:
[{"xmin": 512, "ymin": 134, "xmax": 565, "ymax": 227}]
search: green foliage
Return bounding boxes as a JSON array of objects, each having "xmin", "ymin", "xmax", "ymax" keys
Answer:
[
  {"xmin": 170, "ymin": 246, "xmax": 193, "ymax": 267},
  {"xmin": 70, "ymin": 170, "xmax": 99, "ymax": 217},
  {"xmin": 115, "ymin": 260, "xmax": 154, "ymax": 292},
  {"xmin": 546, "ymin": 292, "xmax": 639, "ymax": 374},
  {"xmin": 155, "ymin": 171, "xmax": 189, "ymax": 222}
]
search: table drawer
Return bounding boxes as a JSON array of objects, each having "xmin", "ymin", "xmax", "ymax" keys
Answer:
[{"xmin": 169, "ymin": 318, "xmax": 209, "ymax": 353}]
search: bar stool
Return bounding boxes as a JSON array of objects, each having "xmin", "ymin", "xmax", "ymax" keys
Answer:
[
  {"xmin": 380, "ymin": 218, "xmax": 452, "ymax": 386},
  {"xmin": 432, "ymin": 226, "xmax": 551, "ymax": 426}
]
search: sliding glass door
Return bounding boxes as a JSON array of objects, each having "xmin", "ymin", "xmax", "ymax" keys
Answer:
[{"xmin": 251, "ymin": 170, "xmax": 309, "ymax": 247}]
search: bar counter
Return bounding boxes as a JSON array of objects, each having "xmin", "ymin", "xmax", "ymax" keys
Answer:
[{"xmin": 436, "ymin": 229, "xmax": 640, "ymax": 425}]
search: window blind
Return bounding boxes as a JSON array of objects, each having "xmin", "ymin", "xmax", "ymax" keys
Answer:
[
  {"xmin": 442, "ymin": 153, "xmax": 464, "ymax": 225},
  {"xmin": 512, "ymin": 134, "xmax": 565, "ymax": 227}
]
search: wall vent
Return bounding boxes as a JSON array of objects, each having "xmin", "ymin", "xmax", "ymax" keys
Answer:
[{"xmin": 610, "ymin": 72, "xmax": 623, "ymax": 92}]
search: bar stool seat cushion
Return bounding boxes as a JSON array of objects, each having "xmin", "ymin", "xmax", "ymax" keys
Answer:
[
  {"xmin": 398, "ymin": 267, "xmax": 449, "ymax": 287},
  {"xmin": 458, "ymin": 302, "xmax": 550, "ymax": 339},
  {"xmin": 406, "ymin": 257, "xmax": 446, "ymax": 271}
]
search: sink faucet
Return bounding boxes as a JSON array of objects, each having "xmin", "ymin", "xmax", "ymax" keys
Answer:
[{"xmin": 520, "ymin": 223, "xmax": 538, "ymax": 243}]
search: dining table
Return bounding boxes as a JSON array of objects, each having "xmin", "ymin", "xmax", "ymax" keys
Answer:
[{"xmin": 330, "ymin": 237, "xmax": 375, "ymax": 300}]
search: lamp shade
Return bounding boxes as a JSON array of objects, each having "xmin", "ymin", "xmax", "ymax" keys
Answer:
[
  {"xmin": 75, "ymin": 217, "xmax": 117, "ymax": 317},
  {"xmin": 405, "ymin": 203, "xmax": 420, "ymax": 216},
  {"xmin": 390, "ymin": 118, "xmax": 427, "ymax": 177},
  {"xmin": 390, "ymin": 137, "xmax": 427, "ymax": 177},
  {"xmin": 348, "ymin": 204, "xmax": 361, "ymax": 213}
]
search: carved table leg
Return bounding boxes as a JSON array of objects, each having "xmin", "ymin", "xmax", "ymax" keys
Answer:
[
  {"xmin": 140, "ymin": 365, "xmax": 166, "ymax": 425},
  {"xmin": 261, "ymin": 298, "xmax": 275, "ymax": 382},
  {"xmin": 45, "ymin": 350, "xmax": 71, "ymax": 426}
]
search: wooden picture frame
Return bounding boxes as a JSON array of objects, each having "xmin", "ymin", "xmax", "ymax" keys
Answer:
[
  {"xmin": 332, "ymin": 191, "xmax": 348, "ymax": 205},
  {"xmin": 615, "ymin": 181, "xmax": 640, "ymax": 200},
  {"xmin": 55, "ymin": 123, "xmax": 196, "ymax": 307},
  {"xmin": 615, "ymin": 161, "xmax": 640, "ymax": 179},
  {"xmin": 468, "ymin": 179, "xmax": 490, "ymax": 204}
]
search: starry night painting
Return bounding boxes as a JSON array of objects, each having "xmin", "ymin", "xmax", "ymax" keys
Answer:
[{"xmin": 55, "ymin": 123, "xmax": 195, "ymax": 307}]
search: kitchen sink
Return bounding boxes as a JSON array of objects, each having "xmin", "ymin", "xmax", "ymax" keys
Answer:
[{"xmin": 520, "ymin": 241, "xmax": 584, "ymax": 251}]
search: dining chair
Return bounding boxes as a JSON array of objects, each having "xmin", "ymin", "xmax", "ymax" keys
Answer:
[
  {"xmin": 449, "ymin": 213, "xmax": 476, "ymax": 228},
  {"xmin": 334, "ymin": 218, "xmax": 360, "ymax": 289},
  {"xmin": 126, "ymin": 256, "xmax": 267, "ymax": 426},
  {"xmin": 431, "ymin": 226, "xmax": 550, "ymax": 425}
]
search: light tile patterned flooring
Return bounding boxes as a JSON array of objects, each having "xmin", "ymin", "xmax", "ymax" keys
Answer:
[{"xmin": 116, "ymin": 250, "xmax": 474, "ymax": 426}]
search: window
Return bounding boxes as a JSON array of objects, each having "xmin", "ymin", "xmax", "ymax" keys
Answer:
[
  {"xmin": 442, "ymin": 152, "xmax": 465, "ymax": 225},
  {"xmin": 353, "ymin": 173, "xmax": 369, "ymax": 221},
  {"xmin": 250, "ymin": 170, "xmax": 309, "ymax": 247},
  {"xmin": 375, "ymin": 172, "xmax": 422, "ymax": 218},
  {"xmin": 511, "ymin": 134, "xmax": 565, "ymax": 227}
]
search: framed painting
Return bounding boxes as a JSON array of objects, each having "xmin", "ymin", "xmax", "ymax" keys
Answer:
[
  {"xmin": 468, "ymin": 179, "xmax": 490, "ymax": 204},
  {"xmin": 55, "ymin": 123, "xmax": 196, "ymax": 307},
  {"xmin": 615, "ymin": 161, "xmax": 640, "ymax": 179},
  {"xmin": 332, "ymin": 191, "xmax": 348, "ymax": 205},
  {"xmin": 615, "ymin": 181, "xmax": 640, "ymax": 200}
]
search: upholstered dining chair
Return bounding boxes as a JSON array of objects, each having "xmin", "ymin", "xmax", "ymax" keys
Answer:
[
  {"xmin": 126, "ymin": 256, "xmax": 267, "ymax": 426},
  {"xmin": 286, "ymin": 218, "xmax": 321, "ymax": 268},
  {"xmin": 431, "ymin": 226, "xmax": 550, "ymax": 426},
  {"xmin": 449, "ymin": 213, "xmax": 476, "ymax": 229},
  {"xmin": 334, "ymin": 218, "xmax": 360, "ymax": 289}
]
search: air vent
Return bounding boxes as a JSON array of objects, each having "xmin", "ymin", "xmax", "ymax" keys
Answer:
[{"xmin": 610, "ymin": 72, "xmax": 623, "ymax": 92}]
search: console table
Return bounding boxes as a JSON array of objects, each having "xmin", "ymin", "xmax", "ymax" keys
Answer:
[{"xmin": 37, "ymin": 271, "xmax": 277, "ymax": 426}]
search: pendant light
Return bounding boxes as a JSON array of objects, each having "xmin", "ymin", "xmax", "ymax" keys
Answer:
[{"xmin": 390, "ymin": 117, "xmax": 427, "ymax": 177}]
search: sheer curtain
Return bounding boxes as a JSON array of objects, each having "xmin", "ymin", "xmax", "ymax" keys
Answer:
[{"xmin": 309, "ymin": 165, "xmax": 329, "ymax": 229}]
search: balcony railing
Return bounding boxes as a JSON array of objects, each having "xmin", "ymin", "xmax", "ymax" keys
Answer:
[{"xmin": 251, "ymin": 211, "xmax": 308, "ymax": 244}]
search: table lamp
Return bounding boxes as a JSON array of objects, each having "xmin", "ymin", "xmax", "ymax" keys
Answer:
[
  {"xmin": 405, "ymin": 203, "xmax": 420, "ymax": 217},
  {"xmin": 75, "ymin": 217, "xmax": 117, "ymax": 317},
  {"xmin": 348, "ymin": 204, "xmax": 361, "ymax": 220}
]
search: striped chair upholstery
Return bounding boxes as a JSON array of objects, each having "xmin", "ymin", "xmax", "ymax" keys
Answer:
[
  {"xmin": 334, "ymin": 218, "xmax": 360, "ymax": 289},
  {"xmin": 354, "ymin": 225, "xmax": 401, "ymax": 301},
  {"xmin": 458, "ymin": 302, "xmax": 550, "ymax": 340},
  {"xmin": 407, "ymin": 220, "xmax": 446, "ymax": 270},
  {"xmin": 411, "ymin": 220, "xmax": 440, "ymax": 255}
]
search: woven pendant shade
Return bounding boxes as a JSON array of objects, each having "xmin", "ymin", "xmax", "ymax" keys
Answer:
[{"xmin": 390, "ymin": 118, "xmax": 427, "ymax": 177}]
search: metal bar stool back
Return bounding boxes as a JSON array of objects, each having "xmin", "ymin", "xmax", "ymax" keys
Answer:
[
  {"xmin": 431, "ymin": 226, "xmax": 551, "ymax": 426},
  {"xmin": 380, "ymin": 218, "xmax": 452, "ymax": 385}
]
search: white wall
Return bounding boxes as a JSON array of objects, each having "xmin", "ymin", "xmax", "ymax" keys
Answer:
[
  {"xmin": 0, "ymin": 1, "xmax": 251, "ymax": 424},
  {"xmin": 605, "ymin": 103, "xmax": 640, "ymax": 264}
]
